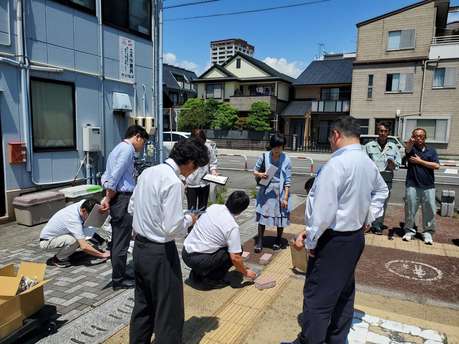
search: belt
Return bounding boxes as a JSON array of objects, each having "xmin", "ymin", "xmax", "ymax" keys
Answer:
[{"xmin": 135, "ymin": 234, "xmax": 173, "ymax": 245}]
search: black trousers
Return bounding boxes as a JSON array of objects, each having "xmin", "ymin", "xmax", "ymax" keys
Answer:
[
  {"xmin": 182, "ymin": 247, "xmax": 232, "ymax": 281},
  {"xmin": 186, "ymin": 185, "xmax": 210, "ymax": 210},
  {"xmin": 109, "ymin": 193, "xmax": 133, "ymax": 284},
  {"xmin": 299, "ymin": 229, "xmax": 365, "ymax": 344},
  {"xmin": 130, "ymin": 236, "xmax": 184, "ymax": 344}
]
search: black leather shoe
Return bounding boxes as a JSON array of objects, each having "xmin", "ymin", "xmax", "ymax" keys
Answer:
[{"xmin": 112, "ymin": 279, "xmax": 135, "ymax": 291}]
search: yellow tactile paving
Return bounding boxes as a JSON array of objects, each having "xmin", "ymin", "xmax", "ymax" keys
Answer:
[{"xmin": 199, "ymin": 249, "xmax": 293, "ymax": 344}]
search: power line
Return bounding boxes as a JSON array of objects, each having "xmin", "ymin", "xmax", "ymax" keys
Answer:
[
  {"xmin": 164, "ymin": 0, "xmax": 221, "ymax": 10},
  {"xmin": 165, "ymin": 0, "xmax": 330, "ymax": 22}
]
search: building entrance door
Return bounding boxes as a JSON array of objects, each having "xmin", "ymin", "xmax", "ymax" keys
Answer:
[{"xmin": 290, "ymin": 118, "xmax": 305, "ymax": 149}]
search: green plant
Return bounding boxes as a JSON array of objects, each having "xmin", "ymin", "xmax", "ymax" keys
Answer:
[
  {"xmin": 246, "ymin": 101, "xmax": 272, "ymax": 132},
  {"xmin": 215, "ymin": 186, "xmax": 227, "ymax": 204},
  {"xmin": 249, "ymin": 187, "xmax": 257, "ymax": 199},
  {"xmin": 211, "ymin": 103, "xmax": 239, "ymax": 130},
  {"xmin": 235, "ymin": 116, "xmax": 248, "ymax": 130},
  {"xmin": 178, "ymin": 98, "xmax": 213, "ymax": 130}
]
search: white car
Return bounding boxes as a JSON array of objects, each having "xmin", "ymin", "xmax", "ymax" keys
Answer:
[
  {"xmin": 360, "ymin": 134, "xmax": 406, "ymax": 166},
  {"xmin": 162, "ymin": 131, "xmax": 217, "ymax": 157}
]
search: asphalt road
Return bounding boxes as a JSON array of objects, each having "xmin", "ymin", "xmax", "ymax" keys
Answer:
[{"xmin": 218, "ymin": 154, "xmax": 459, "ymax": 205}]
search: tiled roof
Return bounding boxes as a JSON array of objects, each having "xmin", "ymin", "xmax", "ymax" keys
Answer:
[{"xmin": 294, "ymin": 58, "xmax": 354, "ymax": 86}]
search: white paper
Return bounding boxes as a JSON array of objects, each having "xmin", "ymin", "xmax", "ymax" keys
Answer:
[
  {"xmin": 259, "ymin": 165, "xmax": 278, "ymax": 186},
  {"xmin": 202, "ymin": 174, "xmax": 228, "ymax": 185},
  {"xmin": 84, "ymin": 204, "xmax": 109, "ymax": 228}
]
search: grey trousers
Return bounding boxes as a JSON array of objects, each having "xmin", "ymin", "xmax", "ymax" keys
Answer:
[
  {"xmin": 40, "ymin": 235, "xmax": 79, "ymax": 260},
  {"xmin": 404, "ymin": 186, "xmax": 436, "ymax": 234}
]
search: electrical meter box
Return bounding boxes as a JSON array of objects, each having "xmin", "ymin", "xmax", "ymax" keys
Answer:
[{"xmin": 82, "ymin": 126, "xmax": 102, "ymax": 152}]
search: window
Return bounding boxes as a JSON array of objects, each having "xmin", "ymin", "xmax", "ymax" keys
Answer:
[
  {"xmin": 248, "ymin": 84, "xmax": 275, "ymax": 96},
  {"xmin": 103, "ymin": 0, "xmax": 151, "ymax": 38},
  {"xmin": 387, "ymin": 29, "xmax": 415, "ymax": 50},
  {"xmin": 367, "ymin": 74, "xmax": 374, "ymax": 99},
  {"xmin": 320, "ymin": 87, "xmax": 351, "ymax": 100},
  {"xmin": 52, "ymin": 0, "xmax": 96, "ymax": 14},
  {"xmin": 386, "ymin": 73, "xmax": 414, "ymax": 92},
  {"xmin": 30, "ymin": 78, "xmax": 76, "ymax": 152},
  {"xmin": 206, "ymin": 84, "xmax": 223, "ymax": 98},
  {"xmin": 357, "ymin": 119, "xmax": 369, "ymax": 135},
  {"xmin": 236, "ymin": 58, "xmax": 241, "ymax": 69},
  {"xmin": 404, "ymin": 117, "xmax": 450, "ymax": 143},
  {"xmin": 433, "ymin": 68, "xmax": 456, "ymax": 88}
]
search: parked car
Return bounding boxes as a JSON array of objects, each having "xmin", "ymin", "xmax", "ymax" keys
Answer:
[
  {"xmin": 162, "ymin": 131, "xmax": 217, "ymax": 157},
  {"xmin": 360, "ymin": 134, "xmax": 407, "ymax": 166}
]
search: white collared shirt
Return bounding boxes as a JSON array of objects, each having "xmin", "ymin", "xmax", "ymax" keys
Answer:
[
  {"xmin": 184, "ymin": 204, "xmax": 241, "ymax": 254},
  {"xmin": 128, "ymin": 158, "xmax": 192, "ymax": 243},
  {"xmin": 304, "ymin": 144, "xmax": 389, "ymax": 250}
]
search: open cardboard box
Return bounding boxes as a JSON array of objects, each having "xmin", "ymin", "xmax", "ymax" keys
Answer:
[
  {"xmin": 289, "ymin": 240, "xmax": 308, "ymax": 273},
  {"xmin": 0, "ymin": 262, "xmax": 50, "ymax": 339}
]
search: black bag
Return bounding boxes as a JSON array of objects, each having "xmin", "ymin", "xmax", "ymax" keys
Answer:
[{"xmin": 255, "ymin": 153, "xmax": 266, "ymax": 185}]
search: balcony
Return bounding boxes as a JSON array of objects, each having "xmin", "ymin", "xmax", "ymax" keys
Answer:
[
  {"xmin": 311, "ymin": 100, "xmax": 350, "ymax": 113},
  {"xmin": 429, "ymin": 35, "xmax": 459, "ymax": 59},
  {"xmin": 229, "ymin": 95, "xmax": 277, "ymax": 112}
]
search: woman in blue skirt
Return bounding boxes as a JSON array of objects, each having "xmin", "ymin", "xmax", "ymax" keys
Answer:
[{"xmin": 253, "ymin": 134, "xmax": 292, "ymax": 253}]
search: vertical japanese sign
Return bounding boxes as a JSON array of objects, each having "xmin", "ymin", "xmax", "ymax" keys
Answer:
[{"xmin": 119, "ymin": 36, "xmax": 135, "ymax": 82}]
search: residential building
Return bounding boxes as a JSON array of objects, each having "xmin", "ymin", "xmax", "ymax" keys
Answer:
[
  {"xmin": 194, "ymin": 52, "xmax": 294, "ymax": 128},
  {"xmin": 351, "ymin": 0, "xmax": 459, "ymax": 157},
  {"xmin": 163, "ymin": 63, "xmax": 197, "ymax": 130},
  {"xmin": 281, "ymin": 54, "xmax": 354, "ymax": 150},
  {"xmin": 210, "ymin": 39, "xmax": 255, "ymax": 65},
  {"xmin": 0, "ymin": 0, "xmax": 155, "ymax": 220}
]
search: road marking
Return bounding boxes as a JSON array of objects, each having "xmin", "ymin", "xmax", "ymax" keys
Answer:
[{"xmin": 385, "ymin": 260, "xmax": 443, "ymax": 281}]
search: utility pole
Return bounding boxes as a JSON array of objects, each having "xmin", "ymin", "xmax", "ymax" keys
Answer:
[{"xmin": 153, "ymin": 0, "xmax": 164, "ymax": 163}]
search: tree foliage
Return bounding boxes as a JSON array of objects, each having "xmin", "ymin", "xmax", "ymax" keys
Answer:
[
  {"xmin": 211, "ymin": 103, "xmax": 239, "ymax": 130},
  {"xmin": 177, "ymin": 98, "xmax": 212, "ymax": 131},
  {"xmin": 246, "ymin": 101, "xmax": 272, "ymax": 132}
]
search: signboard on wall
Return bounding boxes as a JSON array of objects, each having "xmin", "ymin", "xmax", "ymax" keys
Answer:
[{"xmin": 119, "ymin": 36, "xmax": 135, "ymax": 82}]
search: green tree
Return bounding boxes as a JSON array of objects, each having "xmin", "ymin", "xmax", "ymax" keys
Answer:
[
  {"xmin": 211, "ymin": 103, "xmax": 239, "ymax": 130},
  {"xmin": 177, "ymin": 98, "xmax": 211, "ymax": 131},
  {"xmin": 246, "ymin": 101, "xmax": 272, "ymax": 131},
  {"xmin": 204, "ymin": 99, "xmax": 220, "ymax": 125}
]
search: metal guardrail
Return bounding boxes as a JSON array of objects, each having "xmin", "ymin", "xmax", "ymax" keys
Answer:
[
  {"xmin": 431, "ymin": 35, "xmax": 459, "ymax": 45},
  {"xmin": 291, "ymin": 156, "xmax": 315, "ymax": 176}
]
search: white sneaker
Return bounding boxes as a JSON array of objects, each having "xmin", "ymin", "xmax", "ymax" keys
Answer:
[
  {"xmin": 402, "ymin": 233, "xmax": 414, "ymax": 241},
  {"xmin": 423, "ymin": 233, "xmax": 433, "ymax": 245}
]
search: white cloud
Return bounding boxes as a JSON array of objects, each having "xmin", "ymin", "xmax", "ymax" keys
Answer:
[
  {"xmin": 163, "ymin": 52, "xmax": 199, "ymax": 74},
  {"xmin": 263, "ymin": 57, "xmax": 306, "ymax": 78}
]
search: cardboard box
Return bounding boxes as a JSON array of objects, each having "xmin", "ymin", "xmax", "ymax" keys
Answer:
[
  {"xmin": 289, "ymin": 241, "xmax": 308, "ymax": 273},
  {"xmin": 0, "ymin": 261, "xmax": 49, "ymax": 334}
]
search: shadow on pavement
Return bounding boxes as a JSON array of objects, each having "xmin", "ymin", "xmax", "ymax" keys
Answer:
[{"xmin": 183, "ymin": 315, "xmax": 219, "ymax": 344}]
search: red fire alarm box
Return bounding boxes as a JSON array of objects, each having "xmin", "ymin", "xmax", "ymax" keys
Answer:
[{"xmin": 8, "ymin": 141, "xmax": 27, "ymax": 164}]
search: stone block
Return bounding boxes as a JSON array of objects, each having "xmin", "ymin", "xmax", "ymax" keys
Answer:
[
  {"xmin": 254, "ymin": 276, "xmax": 276, "ymax": 290},
  {"xmin": 241, "ymin": 251, "xmax": 250, "ymax": 261},
  {"xmin": 259, "ymin": 253, "xmax": 272, "ymax": 265}
]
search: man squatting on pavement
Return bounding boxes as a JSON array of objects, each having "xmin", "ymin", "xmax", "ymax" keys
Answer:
[
  {"xmin": 39, "ymin": 199, "xmax": 110, "ymax": 268},
  {"xmin": 282, "ymin": 117, "xmax": 388, "ymax": 344},
  {"xmin": 182, "ymin": 191, "xmax": 257, "ymax": 290}
]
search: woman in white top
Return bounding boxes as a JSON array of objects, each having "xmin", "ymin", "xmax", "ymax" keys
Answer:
[{"xmin": 186, "ymin": 129, "xmax": 218, "ymax": 212}]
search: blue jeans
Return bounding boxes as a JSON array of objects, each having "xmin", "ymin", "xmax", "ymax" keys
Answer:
[{"xmin": 404, "ymin": 186, "xmax": 436, "ymax": 234}]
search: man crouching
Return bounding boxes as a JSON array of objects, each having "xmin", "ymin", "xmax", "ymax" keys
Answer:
[{"xmin": 182, "ymin": 191, "xmax": 257, "ymax": 290}]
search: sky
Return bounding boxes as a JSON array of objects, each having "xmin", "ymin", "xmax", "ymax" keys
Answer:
[{"xmin": 162, "ymin": 0, "xmax": 459, "ymax": 77}]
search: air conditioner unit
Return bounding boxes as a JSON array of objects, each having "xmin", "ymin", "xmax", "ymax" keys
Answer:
[{"xmin": 113, "ymin": 92, "xmax": 132, "ymax": 112}]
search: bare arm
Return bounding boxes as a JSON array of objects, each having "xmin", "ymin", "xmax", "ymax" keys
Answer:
[
  {"xmin": 77, "ymin": 239, "xmax": 110, "ymax": 259},
  {"xmin": 229, "ymin": 253, "xmax": 257, "ymax": 279}
]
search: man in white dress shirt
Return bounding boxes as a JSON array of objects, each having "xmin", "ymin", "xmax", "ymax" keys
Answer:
[
  {"xmin": 182, "ymin": 191, "xmax": 257, "ymax": 290},
  {"xmin": 282, "ymin": 117, "xmax": 388, "ymax": 344},
  {"xmin": 128, "ymin": 138, "xmax": 209, "ymax": 344}
]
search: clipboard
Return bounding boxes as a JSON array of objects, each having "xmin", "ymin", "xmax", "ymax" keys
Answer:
[
  {"xmin": 259, "ymin": 165, "xmax": 278, "ymax": 186},
  {"xmin": 202, "ymin": 174, "xmax": 228, "ymax": 185},
  {"xmin": 84, "ymin": 204, "xmax": 109, "ymax": 228}
]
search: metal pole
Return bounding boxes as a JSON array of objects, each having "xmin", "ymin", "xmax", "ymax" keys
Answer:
[{"xmin": 153, "ymin": 0, "xmax": 164, "ymax": 163}]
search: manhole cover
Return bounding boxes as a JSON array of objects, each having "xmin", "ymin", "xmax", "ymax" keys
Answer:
[{"xmin": 385, "ymin": 260, "xmax": 443, "ymax": 281}]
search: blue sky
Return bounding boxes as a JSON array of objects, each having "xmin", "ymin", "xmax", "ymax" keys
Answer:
[{"xmin": 163, "ymin": 0, "xmax": 459, "ymax": 77}]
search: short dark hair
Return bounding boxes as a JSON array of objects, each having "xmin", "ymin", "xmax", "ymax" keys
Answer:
[
  {"xmin": 225, "ymin": 191, "xmax": 250, "ymax": 215},
  {"xmin": 270, "ymin": 133, "xmax": 285, "ymax": 149},
  {"xmin": 81, "ymin": 198, "xmax": 99, "ymax": 213},
  {"xmin": 124, "ymin": 125, "xmax": 149, "ymax": 140},
  {"xmin": 330, "ymin": 116, "xmax": 361, "ymax": 138},
  {"xmin": 169, "ymin": 138, "xmax": 209, "ymax": 167},
  {"xmin": 191, "ymin": 128, "xmax": 207, "ymax": 145},
  {"xmin": 377, "ymin": 121, "xmax": 391, "ymax": 132}
]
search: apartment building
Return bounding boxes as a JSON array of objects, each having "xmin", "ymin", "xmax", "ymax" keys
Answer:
[
  {"xmin": 0, "ymin": 0, "xmax": 156, "ymax": 220},
  {"xmin": 210, "ymin": 39, "xmax": 255, "ymax": 65},
  {"xmin": 351, "ymin": 0, "xmax": 459, "ymax": 157},
  {"xmin": 194, "ymin": 52, "xmax": 293, "ymax": 124},
  {"xmin": 281, "ymin": 53, "xmax": 354, "ymax": 150}
]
